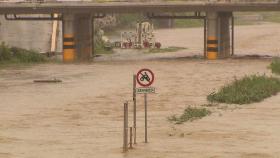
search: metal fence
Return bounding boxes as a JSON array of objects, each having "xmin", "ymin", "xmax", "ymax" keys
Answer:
[{"xmin": 0, "ymin": 0, "xmax": 279, "ymax": 3}]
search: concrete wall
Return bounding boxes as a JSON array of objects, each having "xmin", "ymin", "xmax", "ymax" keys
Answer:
[{"xmin": 0, "ymin": 15, "xmax": 62, "ymax": 53}]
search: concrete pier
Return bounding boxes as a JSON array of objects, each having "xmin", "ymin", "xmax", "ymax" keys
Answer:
[
  {"xmin": 74, "ymin": 14, "xmax": 93, "ymax": 61},
  {"xmin": 206, "ymin": 12, "xmax": 218, "ymax": 60},
  {"xmin": 218, "ymin": 12, "xmax": 232, "ymax": 58},
  {"xmin": 63, "ymin": 13, "xmax": 93, "ymax": 62},
  {"xmin": 63, "ymin": 14, "xmax": 76, "ymax": 62},
  {"xmin": 206, "ymin": 11, "xmax": 232, "ymax": 59}
]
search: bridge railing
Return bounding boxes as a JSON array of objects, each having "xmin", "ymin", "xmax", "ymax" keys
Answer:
[
  {"xmin": 0, "ymin": 0, "xmax": 279, "ymax": 3},
  {"xmin": 0, "ymin": 0, "xmax": 92, "ymax": 3},
  {"xmin": 173, "ymin": 0, "xmax": 279, "ymax": 3},
  {"xmin": 207, "ymin": 0, "xmax": 279, "ymax": 3}
]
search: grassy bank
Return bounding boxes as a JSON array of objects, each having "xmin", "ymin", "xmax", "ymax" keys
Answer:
[
  {"xmin": 146, "ymin": 46, "xmax": 186, "ymax": 54},
  {"xmin": 168, "ymin": 107, "xmax": 211, "ymax": 124},
  {"xmin": 207, "ymin": 75, "xmax": 280, "ymax": 104},
  {"xmin": 94, "ymin": 43, "xmax": 114, "ymax": 55},
  {"xmin": 0, "ymin": 42, "xmax": 47, "ymax": 65}
]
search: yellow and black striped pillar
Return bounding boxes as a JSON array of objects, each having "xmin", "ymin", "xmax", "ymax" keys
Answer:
[
  {"xmin": 207, "ymin": 36, "xmax": 218, "ymax": 60},
  {"xmin": 63, "ymin": 34, "xmax": 75, "ymax": 62},
  {"xmin": 63, "ymin": 14, "xmax": 76, "ymax": 62},
  {"xmin": 206, "ymin": 12, "xmax": 219, "ymax": 60}
]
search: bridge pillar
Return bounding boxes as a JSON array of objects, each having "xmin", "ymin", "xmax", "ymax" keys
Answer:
[
  {"xmin": 63, "ymin": 14, "xmax": 76, "ymax": 62},
  {"xmin": 206, "ymin": 12, "xmax": 219, "ymax": 60},
  {"xmin": 74, "ymin": 14, "xmax": 93, "ymax": 61},
  {"xmin": 62, "ymin": 13, "xmax": 93, "ymax": 62},
  {"xmin": 218, "ymin": 12, "xmax": 232, "ymax": 58},
  {"xmin": 206, "ymin": 12, "xmax": 232, "ymax": 59}
]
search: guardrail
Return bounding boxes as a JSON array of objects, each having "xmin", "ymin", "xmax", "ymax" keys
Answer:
[
  {"xmin": 172, "ymin": 0, "xmax": 280, "ymax": 3},
  {"xmin": 0, "ymin": 0, "xmax": 279, "ymax": 3}
]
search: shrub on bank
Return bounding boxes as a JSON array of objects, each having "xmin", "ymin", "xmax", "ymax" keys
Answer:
[
  {"xmin": 168, "ymin": 107, "xmax": 211, "ymax": 124},
  {"xmin": 269, "ymin": 58, "xmax": 280, "ymax": 75},
  {"xmin": 0, "ymin": 42, "xmax": 46, "ymax": 63},
  {"xmin": 207, "ymin": 75, "xmax": 280, "ymax": 104},
  {"xmin": 0, "ymin": 42, "xmax": 12, "ymax": 61},
  {"xmin": 146, "ymin": 46, "xmax": 186, "ymax": 54}
]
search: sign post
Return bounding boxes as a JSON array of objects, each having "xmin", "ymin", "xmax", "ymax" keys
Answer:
[
  {"xmin": 133, "ymin": 75, "xmax": 137, "ymax": 144},
  {"xmin": 144, "ymin": 93, "xmax": 148, "ymax": 143},
  {"xmin": 135, "ymin": 68, "xmax": 155, "ymax": 143},
  {"xmin": 123, "ymin": 102, "xmax": 128, "ymax": 152}
]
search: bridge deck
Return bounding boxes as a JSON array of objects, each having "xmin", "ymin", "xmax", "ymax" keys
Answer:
[{"xmin": 0, "ymin": 1, "xmax": 280, "ymax": 14}]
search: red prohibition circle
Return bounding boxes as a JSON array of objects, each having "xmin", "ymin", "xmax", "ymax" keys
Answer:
[{"xmin": 136, "ymin": 68, "xmax": 155, "ymax": 87}]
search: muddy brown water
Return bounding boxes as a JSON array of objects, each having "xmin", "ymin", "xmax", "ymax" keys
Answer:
[{"xmin": 1, "ymin": 23, "xmax": 280, "ymax": 158}]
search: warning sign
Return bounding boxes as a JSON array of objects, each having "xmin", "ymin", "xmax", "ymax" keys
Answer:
[{"xmin": 136, "ymin": 69, "xmax": 154, "ymax": 87}]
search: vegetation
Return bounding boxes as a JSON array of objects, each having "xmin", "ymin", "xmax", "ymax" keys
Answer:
[
  {"xmin": 116, "ymin": 14, "xmax": 146, "ymax": 29},
  {"xmin": 94, "ymin": 29, "xmax": 114, "ymax": 55},
  {"xmin": 0, "ymin": 42, "xmax": 46, "ymax": 64},
  {"xmin": 115, "ymin": 12, "xmax": 280, "ymax": 29},
  {"xmin": 259, "ymin": 12, "xmax": 280, "ymax": 23},
  {"xmin": 200, "ymin": 103, "xmax": 218, "ymax": 107},
  {"xmin": 94, "ymin": 40, "xmax": 114, "ymax": 55},
  {"xmin": 174, "ymin": 19, "xmax": 204, "ymax": 28},
  {"xmin": 168, "ymin": 106, "xmax": 211, "ymax": 124},
  {"xmin": 234, "ymin": 12, "xmax": 280, "ymax": 25},
  {"xmin": 269, "ymin": 58, "xmax": 280, "ymax": 75},
  {"xmin": 100, "ymin": 12, "xmax": 280, "ymax": 34},
  {"xmin": 146, "ymin": 46, "xmax": 186, "ymax": 53},
  {"xmin": 207, "ymin": 75, "xmax": 280, "ymax": 104}
]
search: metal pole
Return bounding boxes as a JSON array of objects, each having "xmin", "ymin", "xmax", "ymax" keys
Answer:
[
  {"xmin": 92, "ymin": 17, "xmax": 95, "ymax": 57},
  {"xmin": 144, "ymin": 93, "xmax": 148, "ymax": 143},
  {"xmin": 217, "ymin": 15, "xmax": 221, "ymax": 58},
  {"xmin": 129, "ymin": 127, "xmax": 133, "ymax": 149},
  {"xmin": 123, "ymin": 102, "xmax": 128, "ymax": 152},
  {"xmin": 133, "ymin": 75, "xmax": 137, "ymax": 144},
  {"xmin": 204, "ymin": 18, "xmax": 207, "ymax": 59},
  {"xmin": 231, "ymin": 15, "xmax": 235, "ymax": 56}
]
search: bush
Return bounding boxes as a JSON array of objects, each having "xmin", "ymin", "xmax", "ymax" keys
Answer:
[
  {"xmin": 168, "ymin": 107, "xmax": 211, "ymax": 124},
  {"xmin": 207, "ymin": 75, "xmax": 280, "ymax": 104},
  {"xmin": 0, "ymin": 42, "xmax": 12, "ymax": 61},
  {"xmin": 94, "ymin": 42, "xmax": 113, "ymax": 55},
  {"xmin": 146, "ymin": 46, "xmax": 186, "ymax": 53},
  {"xmin": 10, "ymin": 47, "xmax": 46, "ymax": 63},
  {"xmin": 93, "ymin": 31, "xmax": 113, "ymax": 55},
  {"xmin": 269, "ymin": 58, "xmax": 280, "ymax": 75},
  {"xmin": 0, "ymin": 42, "xmax": 46, "ymax": 63},
  {"xmin": 174, "ymin": 19, "xmax": 203, "ymax": 28},
  {"xmin": 116, "ymin": 14, "xmax": 145, "ymax": 28}
]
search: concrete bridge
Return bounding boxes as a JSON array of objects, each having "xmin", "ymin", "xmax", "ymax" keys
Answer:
[{"xmin": 1, "ymin": 1, "xmax": 280, "ymax": 61}]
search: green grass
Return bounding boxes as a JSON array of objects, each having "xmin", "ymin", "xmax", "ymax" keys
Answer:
[
  {"xmin": 94, "ymin": 29, "xmax": 114, "ymax": 55},
  {"xmin": 0, "ymin": 42, "xmax": 47, "ymax": 65},
  {"xmin": 269, "ymin": 58, "xmax": 280, "ymax": 75},
  {"xmin": 101, "ymin": 12, "xmax": 280, "ymax": 31},
  {"xmin": 94, "ymin": 40, "xmax": 114, "ymax": 55},
  {"xmin": 174, "ymin": 19, "xmax": 204, "ymax": 28},
  {"xmin": 146, "ymin": 46, "xmax": 186, "ymax": 53},
  {"xmin": 168, "ymin": 106, "xmax": 211, "ymax": 124},
  {"xmin": 94, "ymin": 44, "xmax": 113, "ymax": 55},
  {"xmin": 116, "ymin": 14, "xmax": 145, "ymax": 28},
  {"xmin": 207, "ymin": 75, "xmax": 280, "ymax": 105},
  {"xmin": 173, "ymin": 12, "xmax": 280, "ymax": 28},
  {"xmin": 234, "ymin": 12, "xmax": 280, "ymax": 25},
  {"xmin": 260, "ymin": 12, "xmax": 280, "ymax": 23}
]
